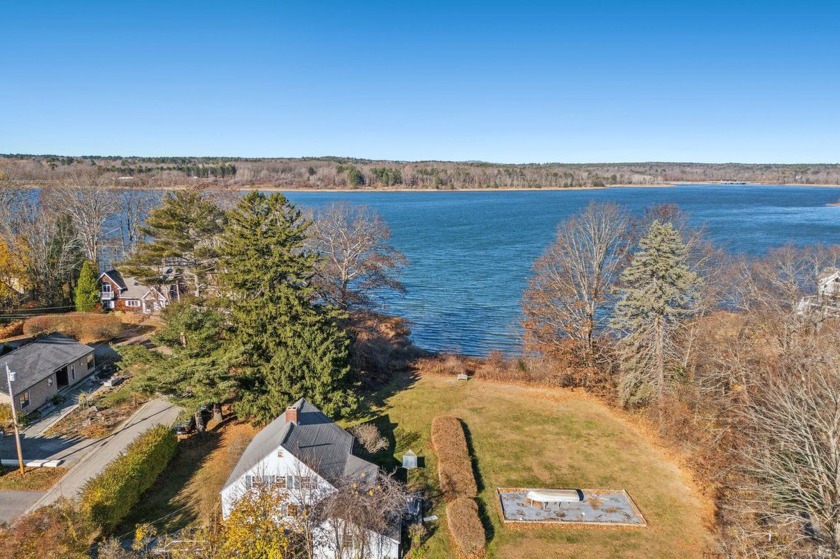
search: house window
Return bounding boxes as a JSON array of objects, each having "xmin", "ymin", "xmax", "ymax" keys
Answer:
[
  {"xmin": 87, "ymin": 355, "xmax": 94, "ymax": 370},
  {"xmin": 71, "ymin": 364, "xmax": 76, "ymax": 380},
  {"xmin": 286, "ymin": 475, "xmax": 315, "ymax": 490},
  {"xmin": 245, "ymin": 475, "xmax": 285, "ymax": 490},
  {"xmin": 101, "ymin": 283, "xmax": 111, "ymax": 293},
  {"xmin": 19, "ymin": 391, "xmax": 30, "ymax": 409},
  {"xmin": 125, "ymin": 300, "xmax": 141, "ymax": 308}
]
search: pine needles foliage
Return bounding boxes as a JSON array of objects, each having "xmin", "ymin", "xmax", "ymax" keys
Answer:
[{"xmin": 219, "ymin": 191, "xmax": 358, "ymax": 424}]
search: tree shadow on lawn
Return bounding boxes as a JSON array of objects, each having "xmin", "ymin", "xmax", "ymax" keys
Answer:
[
  {"xmin": 357, "ymin": 368, "xmax": 420, "ymax": 415},
  {"xmin": 115, "ymin": 423, "xmax": 225, "ymax": 537}
]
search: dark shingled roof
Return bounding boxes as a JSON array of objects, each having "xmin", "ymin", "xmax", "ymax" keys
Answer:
[
  {"xmin": 0, "ymin": 334, "xmax": 94, "ymax": 395},
  {"xmin": 223, "ymin": 398, "xmax": 378, "ymax": 490}
]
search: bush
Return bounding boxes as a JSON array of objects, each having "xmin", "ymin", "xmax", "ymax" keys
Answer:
[
  {"xmin": 446, "ymin": 497, "xmax": 485, "ymax": 559},
  {"xmin": 0, "ymin": 499, "xmax": 95, "ymax": 559},
  {"xmin": 80, "ymin": 424, "xmax": 177, "ymax": 532},
  {"xmin": 349, "ymin": 422, "xmax": 389, "ymax": 453},
  {"xmin": 23, "ymin": 312, "xmax": 124, "ymax": 343},
  {"xmin": 430, "ymin": 416, "xmax": 477, "ymax": 501},
  {"xmin": 0, "ymin": 320, "xmax": 23, "ymax": 339}
]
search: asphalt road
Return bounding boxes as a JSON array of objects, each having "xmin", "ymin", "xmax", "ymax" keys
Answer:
[
  {"xmin": 0, "ymin": 491, "xmax": 45, "ymax": 525},
  {"xmin": 30, "ymin": 398, "xmax": 180, "ymax": 510}
]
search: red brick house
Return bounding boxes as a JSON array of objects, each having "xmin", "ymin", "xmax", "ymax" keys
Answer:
[{"xmin": 98, "ymin": 270, "xmax": 172, "ymax": 314}]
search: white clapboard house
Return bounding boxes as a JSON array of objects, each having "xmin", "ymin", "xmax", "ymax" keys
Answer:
[{"xmin": 220, "ymin": 398, "xmax": 400, "ymax": 559}]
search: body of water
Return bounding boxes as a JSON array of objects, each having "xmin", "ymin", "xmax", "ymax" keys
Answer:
[{"xmin": 284, "ymin": 185, "xmax": 840, "ymax": 355}]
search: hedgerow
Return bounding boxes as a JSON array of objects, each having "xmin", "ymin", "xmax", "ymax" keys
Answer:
[
  {"xmin": 80, "ymin": 424, "xmax": 177, "ymax": 532},
  {"xmin": 430, "ymin": 416, "xmax": 477, "ymax": 501},
  {"xmin": 446, "ymin": 497, "xmax": 486, "ymax": 558}
]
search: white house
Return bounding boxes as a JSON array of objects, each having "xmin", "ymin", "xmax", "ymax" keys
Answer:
[
  {"xmin": 220, "ymin": 398, "xmax": 400, "ymax": 559},
  {"xmin": 799, "ymin": 268, "xmax": 840, "ymax": 318},
  {"xmin": 819, "ymin": 269, "xmax": 840, "ymax": 300}
]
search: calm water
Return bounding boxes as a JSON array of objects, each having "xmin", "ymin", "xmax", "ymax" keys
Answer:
[{"xmin": 284, "ymin": 185, "xmax": 840, "ymax": 355}]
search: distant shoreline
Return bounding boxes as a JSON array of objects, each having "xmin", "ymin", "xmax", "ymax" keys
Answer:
[{"xmin": 8, "ymin": 181, "xmax": 840, "ymax": 193}]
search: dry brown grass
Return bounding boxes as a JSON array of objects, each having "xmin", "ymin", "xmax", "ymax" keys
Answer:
[
  {"xmin": 115, "ymin": 419, "xmax": 258, "ymax": 535},
  {"xmin": 447, "ymin": 497, "xmax": 486, "ymax": 559},
  {"xmin": 0, "ymin": 466, "xmax": 66, "ymax": 491},
  {"xmin": 0, "ymin": 320, "xmax": 24, "ymax": 340},
  {"xmin": 378, "ymin": 373, "xmax": 714, "ymax": 558},
  {"xmin": 23, "ymin": 312, "xmax": 125, "ymax": 344},
  {"xmin": 431, "ymin": 416, "xmax": 477, "ymax": 501}
]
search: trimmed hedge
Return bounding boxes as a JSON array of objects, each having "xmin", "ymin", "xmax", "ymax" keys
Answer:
[
  {"xmin": 446, "ymin": 497, "xmax": 486, "ymax": 559},
  {"xmin": 430, "ymin": 416, "xmax": 477, "ymax": 501},
  {"xmin": 80, "ymin": 424, "xmax": 177, "ymax": 532}
]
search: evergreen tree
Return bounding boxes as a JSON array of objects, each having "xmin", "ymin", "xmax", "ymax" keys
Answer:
[
  {"xmin": 74, "ymin": 260, "xmax": 100, "ymax": 312},
  {"xmin": 123, "ymin": 190, "xmax": 226, "ymax": 298},
  {"xmin": 611, "ymin": 220, "xmax": 702, "ymax": 414},
  {"xmin": 219, "ymin": 192, "xmax": 357, "ymax": 423},
  {"xmin": 131, "ymin": 300, "xmax": 237, "ymax": 432}
]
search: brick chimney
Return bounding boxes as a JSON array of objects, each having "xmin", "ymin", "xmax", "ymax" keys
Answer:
[{"xmin": 285, "ymin": 406, "xmax": 298, "ymax": 424}]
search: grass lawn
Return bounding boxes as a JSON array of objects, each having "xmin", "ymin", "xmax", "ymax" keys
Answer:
[
  {"xmin": 0, "ymin": 466, "xmax": 66, "ymax": 491},
  {"xmin": 357, "ymin": 373, "xmax": 713, "ymax": 559}
]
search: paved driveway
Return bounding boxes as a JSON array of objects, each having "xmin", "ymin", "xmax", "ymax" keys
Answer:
[
  {"xmin": 0, "ymin": 491, "xmax": 45, "ymax": 525},
  {"xmin": 33, "ymin": 398, "xmax": 180, "ymax": 509},
  {"xmin": 0, "ymin": 399, "xmax": 180, "ymax": 523}
]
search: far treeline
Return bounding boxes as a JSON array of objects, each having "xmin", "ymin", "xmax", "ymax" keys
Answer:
[{"xmin": 3, "ymin": 154, "xmax": 840, "ymax": 189}]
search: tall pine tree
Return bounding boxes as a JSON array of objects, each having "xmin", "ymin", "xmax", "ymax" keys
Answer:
[
  {"xmin": 131, "ymin": 301, "xmax": 237, "ymax": 432},
  {"xmin": 74, "ymin": 260, "xmax": 100, "ymax": 312},
  {"xmin": 122, "ymin": 190, "xmax": 226, "ymax": 298},
  {"xmin": 611, "ymin": 220, "xmax": 701, "ymax": 415},
  {"xmin": 219, "ymin": 192, "xmax": 357, "ymax": 423}
]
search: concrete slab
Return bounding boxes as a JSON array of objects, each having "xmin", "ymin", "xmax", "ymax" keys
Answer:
[{"xmin": 497, "ymin": 488, "xmax": 646, "ymax": 527}]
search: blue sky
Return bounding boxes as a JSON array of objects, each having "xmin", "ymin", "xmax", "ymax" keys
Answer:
[{"xmin": 2, "ymin": 1, "xmax": 839, "ymax": 163}]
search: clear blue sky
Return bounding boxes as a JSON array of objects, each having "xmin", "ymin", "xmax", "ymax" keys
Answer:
[{"xmin": 2, "ymin": 1, "xmax": 839, "ymax": 163}]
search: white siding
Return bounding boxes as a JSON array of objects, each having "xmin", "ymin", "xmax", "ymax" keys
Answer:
[{"xmin": 221, "ymin": 445, "xmax": 400, "ymax": 559}]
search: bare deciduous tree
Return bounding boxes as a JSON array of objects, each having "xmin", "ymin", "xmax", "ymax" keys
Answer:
[
  {"xmin": 41, "ymin": 171, "xmax": 118, "ymax": 267},
  {"xmin": 319, "ymin": 472, "xmax": 408, "ymax": 559},
  {"xmin": 522, "ymin": 202, "xmax": 632, "ymax": 363},
  {"xmin": 116, "ymin": 189, "xmax": 159, "ymax": 259},
  {"xmin": 737, "ymin": 339, "xmax": 840, "ymax": 556},
  {"xmin": 308, "ymin": 203, "xmax": 407, "ymax": 310},
  {"xmin": 4, "ymin": 196, "xmax": 84, "ymax": 306}
]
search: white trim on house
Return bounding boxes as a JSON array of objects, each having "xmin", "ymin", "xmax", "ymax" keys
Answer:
[{"xmin": 220, "ymin": 399, "xmax": 400, "ymax": 559}]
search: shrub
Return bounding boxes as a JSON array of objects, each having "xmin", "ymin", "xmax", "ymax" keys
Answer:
[
  {"xmin": 0, "ymin": 320, "xmax": 23, "ymax": 339},
  {"xmin": 23, "ymin": 312, "xmax": 124, "ymax": 343},
  {"xmin": 80, "ymin": 424, "xmax": 177, "ymax": 532},
  {"xmin": 350, "ymin": 422, "xmax": 389, "ymax": 453},
  {"xmin": 430, "ymin": 416, "xmax": 477, "ymax": 501},
  {"xmin": 446, "ymin": 497, "xmax": 485, "ymax": 559},
  {"xmin": 0, "ymin": 498, "xmax": 95, "ymax": 559}
]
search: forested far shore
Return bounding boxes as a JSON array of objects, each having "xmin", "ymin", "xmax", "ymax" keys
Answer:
[{"xmin": 3, "ymin": 154, "xmax": 840, "ymax": 190}]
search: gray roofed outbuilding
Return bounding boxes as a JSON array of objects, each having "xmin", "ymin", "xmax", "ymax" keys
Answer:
[
  {"xmin": 0, "ymin": 334, "xmax": 94, "ymax": 395},
  {"xmin": 223, "ymin": 398, "xmax": 378, "ymax": 490}
]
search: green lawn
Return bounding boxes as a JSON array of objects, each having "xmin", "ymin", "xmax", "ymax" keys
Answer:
[{"xmin": 356, "ymin": 373, "xmax": 712, "ymax": 559}]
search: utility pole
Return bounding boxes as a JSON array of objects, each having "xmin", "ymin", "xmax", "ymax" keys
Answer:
[{"xmin": 5, "ymin": 363, "xmax": 25, "ymax": 476}]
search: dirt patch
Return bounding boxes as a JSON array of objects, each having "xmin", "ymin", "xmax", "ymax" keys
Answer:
[{"xmin": 44, "ymin": 386, "xmax": 148, "ymax": 440}]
